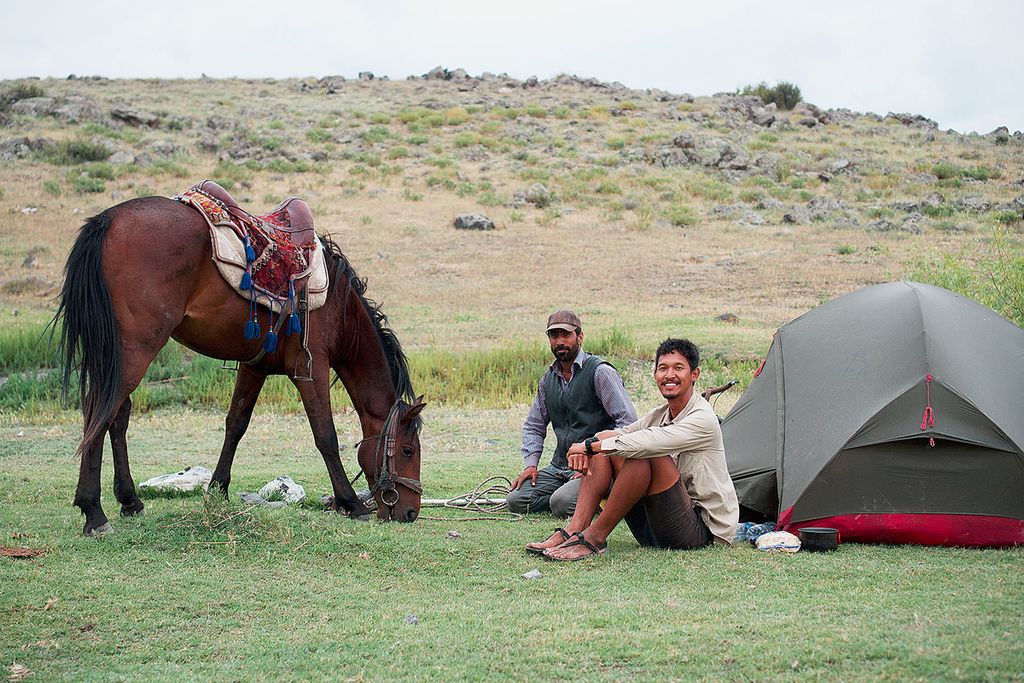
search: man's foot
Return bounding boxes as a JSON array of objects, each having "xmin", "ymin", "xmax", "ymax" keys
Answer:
[
  {"xmin": 544, "ymin": 532, "xmax": 607, "ymax": 561},
  {"xmin": 526, "ymin": 527, "xmax": 573, "ymax": 555}
]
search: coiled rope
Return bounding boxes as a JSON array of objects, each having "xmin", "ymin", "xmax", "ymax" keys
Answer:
[{"xmin": 417, "ymin": 476, "xmax": 524, "ymax": 521}]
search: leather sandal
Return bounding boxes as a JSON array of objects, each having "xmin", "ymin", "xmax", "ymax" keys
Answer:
[
  {"xmin": 543, "ymin": 532, "xmax": 607, "ymax": 561},
  {"xmin": 526, "ymin": 527, "xmax": 572, "ymax": 555}
]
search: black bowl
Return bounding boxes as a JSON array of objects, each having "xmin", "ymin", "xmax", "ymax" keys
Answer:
[{"xmin": 798, "ymin": 527, "xmax": 840, "ymax": 552}]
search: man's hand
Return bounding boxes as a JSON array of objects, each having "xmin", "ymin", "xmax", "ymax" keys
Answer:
[
  {"xmin": 511, "ymin": 466, "xmax": 538, "ymax": 490},
  {"xmin": 567, "ymin": 450, "xmax": 590, "ymax": 474}
]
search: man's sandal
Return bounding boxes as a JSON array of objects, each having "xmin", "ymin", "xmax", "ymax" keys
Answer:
[
  {"xmin": 526, "ymin": 527, "xmax": 572, "ymax": 555},
  {"xmin": 543, "ymin": 532, "xmax": 607, "ymax": 562}
]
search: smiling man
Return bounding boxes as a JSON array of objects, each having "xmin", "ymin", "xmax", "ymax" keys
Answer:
[
  {"xmin": 506, "ymin": 309, "xmax": 637, "ymax": 518},
  {"xmin": 527, "ymin": 338, "xmax": 738, "ymax": 560}
]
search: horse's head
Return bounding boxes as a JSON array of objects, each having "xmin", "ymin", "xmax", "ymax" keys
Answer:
[{"xmin": 359, "ymin": 397, "xmax": 426, "ymax": 522}]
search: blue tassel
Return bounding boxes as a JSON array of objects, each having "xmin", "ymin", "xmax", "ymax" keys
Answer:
[
  {"xmin": 263, "ymin": 330, "xmax": 278, "ymax": 354},
  {"xmin": 240, "ymin": 271, "xmax": 252, "ymax": 290},
  {"xmin": 244, "ymin": 319, "xmax": 260, "ymax": 340},
  {"xmin": 244, "ymin": 236, "xmax": 256, "ymax": 262},
  {"xmin": 286, "ymin": 312, "xmax": 302, "ymax": 335}
]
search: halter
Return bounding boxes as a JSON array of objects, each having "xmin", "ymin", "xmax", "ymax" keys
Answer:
[{"xmin": 355, "ymin": 399, "xmax": 423, "ymax": 509}]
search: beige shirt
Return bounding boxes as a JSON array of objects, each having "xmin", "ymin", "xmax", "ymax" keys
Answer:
[{"xmin": 602, "ymin": 391, "xmax": 739, "ymax": 545}]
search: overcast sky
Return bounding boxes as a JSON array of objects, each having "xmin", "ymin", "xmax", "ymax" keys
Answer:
[{"xmin": 2, "ymin": 1, "xmax": 1021, "ymax": 133}]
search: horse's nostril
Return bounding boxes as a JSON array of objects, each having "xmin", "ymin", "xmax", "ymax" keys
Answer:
[{"xmin": 404, "ymin": 508, "xmax": 418, "ymax": 522}]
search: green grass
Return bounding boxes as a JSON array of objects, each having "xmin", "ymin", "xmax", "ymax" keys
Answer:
[
  {"xmin": 0, "ymin": 326, "xmax": 756, "ymax": 416},
  {"xmin": 1, "ymin": 411, "xmax": 1022, "ymax": 681}
]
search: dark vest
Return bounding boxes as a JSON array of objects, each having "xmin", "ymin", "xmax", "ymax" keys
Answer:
[{"xmin": 544, "ymin": 355, "xmax": 618, "ymax": 469}]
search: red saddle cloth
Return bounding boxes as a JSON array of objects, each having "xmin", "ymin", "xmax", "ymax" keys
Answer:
[{"xmin": 175, "ymin": 181, "xmax": 315, "ymax": 301}]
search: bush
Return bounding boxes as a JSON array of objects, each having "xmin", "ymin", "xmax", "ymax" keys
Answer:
[
  {"xmin": 0, "ymin": 82, "xmax": 46, "ymax": 112},
  {"xmin": 306, "ymin": 128, "xmax": 333, "ymax": 143},
  {"xmin": 908, "ymin": 226, "xmax": 1023, "ymax": 326},
  {"xmin": 71, "ymin": 175, "xmax": 106, "ymax": 193},
  {"xmin": 43, "ymin": 139, "xmax": 112, "ymax": 165},
  {"xmin": 738, "ymin": 81, "xmax": 802, "ymax": 110},
  {"xmin": 664, "ymin": 204, "xmax": 698, "ymax": 227}
]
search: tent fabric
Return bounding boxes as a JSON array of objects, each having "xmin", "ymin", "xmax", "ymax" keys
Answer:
[{"xmin": 722, "ymin": 281, "xmax": 1024, "ymax": 547}]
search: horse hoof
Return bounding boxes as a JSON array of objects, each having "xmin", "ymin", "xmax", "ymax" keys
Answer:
[
  {"xmin": 121, "ymin": 499, "xmax": 145, "ymax": 517},
  {"xmin": 86, "ymin": 522, "xmax": 114, "ymax": 536},
  {"xmin": 353, "ymin": 514, "xmax": 371, "ymax": 522}
]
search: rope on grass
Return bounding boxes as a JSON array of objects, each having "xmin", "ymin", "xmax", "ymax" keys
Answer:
[{"xmin": 417, "ymin": 476, "xmax": 524, "ymax": 522}]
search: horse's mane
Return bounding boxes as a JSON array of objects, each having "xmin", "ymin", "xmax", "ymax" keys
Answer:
[{"xmin": 318, "ymin": 234, "xmax": 415, "ymax": 403}]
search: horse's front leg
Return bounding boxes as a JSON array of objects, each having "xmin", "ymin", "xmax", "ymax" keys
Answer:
[
  {"xmin": 210, "ymin": 366, "xmax": 267, "ymax": 496},
  {"xmin": 110, "ymin": 397, "xmax": 144, "ymax": 517},
  {"xmin": 291, "ymin": 372, "xmax": 370, "ymax": 520}
]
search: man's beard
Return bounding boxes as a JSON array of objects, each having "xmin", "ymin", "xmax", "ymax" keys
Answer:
[{"xmin": 552, "ymin": 344, "xmax": 577, "ymax": 362}]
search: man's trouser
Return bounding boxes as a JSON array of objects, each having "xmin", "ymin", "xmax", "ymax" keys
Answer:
[{"xmin": 505, "ymin": 465, "xmax": 580, "ymax": 517}]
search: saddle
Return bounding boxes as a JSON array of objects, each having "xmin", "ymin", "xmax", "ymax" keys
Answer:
[
  {"xmin": 174, "ymin": 181, "xmax": 330, "ymax": 370},
  {"xmin": 198, "ymin": 180, "xmax": 317, "ymax": 248}
]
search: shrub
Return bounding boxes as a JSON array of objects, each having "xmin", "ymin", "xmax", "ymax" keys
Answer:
[
  {"xmin": 444, "ymin": 107, "xmax": 472, "ymax": 126},
  {"xmin": 664, "ymin": 204, "xmax": 698, "ymax": 227},
  {"xmin": 306, "ymin": 128, "xmax": 333, "ymax": 143},
  {"xmin": 908, "ymin": 226, "xmax": 1023, "ymax": 326},
  {"xmin": 835, "ymin": 244, "xmax": 857, "ymax": 255},
  {"xmin": 992, "ymin": 210, "xmax": 1020, "ymax": 225},
  {"xmin": 43, "ymin": 180, "xmax": 61, "ymax": 196},
  {"xmin": 738, "ymin": 81, "xmax": 802, "ymax": 110},
  {"xmin": 931, "ymin": 163, "xmax": 960, "ymax": 180},
  {"xmin": 453, "ymin": 132, "xmax": 479, "ymax": 148},
  {"xmin": 359, "ymin": 126, "xmax": 392, "ymax": 143},
  {"xmin": 43, "ymin": 139, "xmax": 112, "ymax": 165},
  {"xmin": 0, "ymin": 82, "xmax": 46, "ymax": 111},
  {"xmin": 71, "ymin": 174, "xmax": 105, "ymax": 193},
  {"xmin": 387, "ymin": 146, "xmax": 409, "ymax": 159}
]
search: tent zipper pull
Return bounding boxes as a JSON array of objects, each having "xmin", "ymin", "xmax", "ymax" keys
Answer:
[{"xmin": 920, "ymin": 373, "xmax": 936, "ymax": 446}]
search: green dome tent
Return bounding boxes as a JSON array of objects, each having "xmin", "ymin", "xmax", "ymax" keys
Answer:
[{"xmin": 723, "ymin": 281, "xmax": 1024, "ymax": 547}]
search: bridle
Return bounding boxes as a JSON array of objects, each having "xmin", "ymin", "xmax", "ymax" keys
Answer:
[{"xmin": 353, "ymin": 399, "xmax": 423, "ymax": 509}]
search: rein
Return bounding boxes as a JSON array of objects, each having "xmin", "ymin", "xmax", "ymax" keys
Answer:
[{"xmin": 351, "ymin": 399, "xmax": 422, "ymax": 509}]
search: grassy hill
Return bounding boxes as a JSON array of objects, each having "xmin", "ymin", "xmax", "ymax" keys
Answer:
[{"xmin": 0, "ymin": 71, "xmax": 1021, "ymax": 410}]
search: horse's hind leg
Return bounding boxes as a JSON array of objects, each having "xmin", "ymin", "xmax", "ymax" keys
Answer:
[
  {"xmin": 210, "ymin": 366, "xmax": 267, "ymax": 496},
  {"xmin": 292, "ymin": 370, "xmax": 370, "ymax": 519},
  {"xmin": 110, "ymin": 397, "xmax": 144, "ymax": 517},
  {"xmin": 74, "ymin": 435, "xmax": 111, "ymax": 535},
  {"xmin": 76, "ymin": 347, "xmax": 167, "ymax": 534}
]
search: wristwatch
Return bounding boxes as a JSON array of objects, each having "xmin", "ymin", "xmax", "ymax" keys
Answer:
[{"xmin": 584, "ymin": 437, "xmax": 598, "ymax": 455}]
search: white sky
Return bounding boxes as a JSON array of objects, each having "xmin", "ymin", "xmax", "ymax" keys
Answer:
[{"xmin": 2, "ymin": 1, "xmax": 1021, "ymax": 133}]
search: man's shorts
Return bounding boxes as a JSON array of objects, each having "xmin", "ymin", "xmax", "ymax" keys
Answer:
[{"xmin": 624, "ymin": 478, "xmax": 712, "ymax": 549}]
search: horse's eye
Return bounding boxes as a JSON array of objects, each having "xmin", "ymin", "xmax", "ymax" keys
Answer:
[{"xmin": 402, "ymin": 445, "xmax": 414, "ymax": 457}]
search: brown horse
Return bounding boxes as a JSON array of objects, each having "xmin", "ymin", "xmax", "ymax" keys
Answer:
[{"xmin": 55, "ymin": 195, "xmax": 425, "ymax": 534}]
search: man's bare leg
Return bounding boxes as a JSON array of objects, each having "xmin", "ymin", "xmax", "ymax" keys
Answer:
[
  {"xmin": 545, "ymin": 455, "xmax": 680, "ymax": 560},
  {"xmin": 525, "ymin": 454, "xmax": 619, "ymax": 552}
]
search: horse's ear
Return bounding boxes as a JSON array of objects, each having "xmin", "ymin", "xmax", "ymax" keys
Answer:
[{"xmin": 404, "ymin": 398, "xmax": 427, "ymax": 420}]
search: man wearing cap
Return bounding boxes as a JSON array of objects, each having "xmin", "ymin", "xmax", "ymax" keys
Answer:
[
  {"xmin": 506, "ymin": 309, "xmax": 637, "ymax": 517},
  {"xmin": 529, "ymin": 338, "xmax": 739, "ymax": 560}
]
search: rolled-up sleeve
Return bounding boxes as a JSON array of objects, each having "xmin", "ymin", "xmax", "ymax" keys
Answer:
[
  {"xmin": 520, "ymin": 379, "xmax": 549, "ymax": 468},
  {"xmin": 603, "ymin": 409, "xmax": 718, "ymax": 459}
]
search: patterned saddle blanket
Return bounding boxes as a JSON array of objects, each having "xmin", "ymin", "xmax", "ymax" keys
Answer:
[{"xmin": 175, "ymin": 181, "xmax": 328, "ymax": 315}]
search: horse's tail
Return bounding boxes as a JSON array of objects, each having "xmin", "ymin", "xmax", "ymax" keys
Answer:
[{"xmin": 53, "ymin": 210, "xmax": 122, "ymax": 454}]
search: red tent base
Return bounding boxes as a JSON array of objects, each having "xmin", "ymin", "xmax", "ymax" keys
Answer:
[{"xmin": 778, "ymin": 509, "xmax": 1024, "ymax": 547}]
